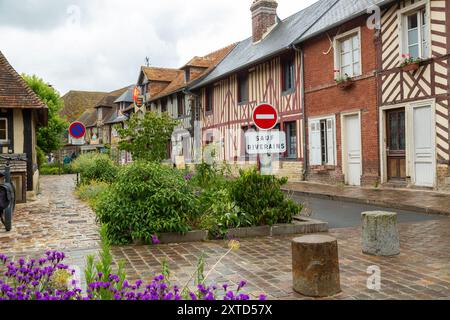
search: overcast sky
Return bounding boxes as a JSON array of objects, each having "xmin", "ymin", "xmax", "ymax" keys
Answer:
[{"xmin": 0, "ymin": 0, "xmax": 318, "ymax": 95}]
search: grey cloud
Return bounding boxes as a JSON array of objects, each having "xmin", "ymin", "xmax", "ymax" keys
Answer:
[{"xmin": 0, "ymin": 0, "xmax": 91, "ymax": 30}]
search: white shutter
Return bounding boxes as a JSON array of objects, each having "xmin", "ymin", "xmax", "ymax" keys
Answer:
[
  {"xmin": 326, "ymin": 119, "xmax": 335, "ymax": 165},
  {"xmin": 309, "ymin": 120, "xmax": 321, "ymax": 166}
]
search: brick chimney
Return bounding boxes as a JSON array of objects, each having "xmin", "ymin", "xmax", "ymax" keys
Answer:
[{"xmin": 251, "ymin": 0, "xmax": 278, "ymax": 43}]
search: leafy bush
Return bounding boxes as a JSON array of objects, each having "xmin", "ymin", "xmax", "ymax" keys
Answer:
[
  {"xmin": 196, "ymin": 189, "xmax": 254, "ymax": 239},
  {"xmin": 40, "ymin": 163, "xmax": 74, "ymax": 175},
  {"xmin": 71, "ymin": 153, "xmax": 118, "ymax": 184},
  {"xmin": 95, "ymin": 162, "xmax": 200, "ymax": 245},
  {"xmin": 76, "ymin": 181, "xmax": 110, "ymax": 207},
  {"xmin": 229, "ymin": 169, "xmax": 301, "ymax": 226},
  {"xmin": 188, "ymin": 161, "xmax": 232, "ymax": 191}
]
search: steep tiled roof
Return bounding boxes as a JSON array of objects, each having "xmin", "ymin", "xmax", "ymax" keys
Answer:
[
  {"xmin": 192, "ymin": 0, "xmax": 394, "ymax": 89},
  {"xmin": 296, "ymin": 0, "xmax": 394, "ymax": 43},
  {"xmin": 95, "ymin": 86, "xmax": 129, "ymax": 108},
  {"xmin": 0, "ymin": 50, "xmax": 47, "ymax": 109},
  {"xmin": 142, "ymin": 67, "xmax": 183, "ymax": 83},
  {"xmin": 78, "ymin": 109, "xmax": 97, "ymax": 128},
  {"xmin": 114, "ymin": 86, "xmax": 135, "ymax": 103},
  {"xmin": 150, "ymin": 44, "xmax": 237, "ymax": 101},
  {"xmin": 61, "ymin": 90, "xmax": 108, "ymax": 123}
]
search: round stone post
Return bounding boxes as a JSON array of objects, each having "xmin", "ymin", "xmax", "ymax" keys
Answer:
[
  {"xmin": 292, "ymin": 235, "xmax": 341, "ymax": 297},
  {"xmin": 362, "ymin": 211, "xmax": 400, "ymax": 257}
]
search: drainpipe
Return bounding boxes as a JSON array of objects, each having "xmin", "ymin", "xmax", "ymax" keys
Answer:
[
  {"xmin": 183, "ymin": 88, "xmax": 201, "ymax": 163},
  {"xmin": 292, "ymin": 44, "xmax": 308, "ymax": 181}
]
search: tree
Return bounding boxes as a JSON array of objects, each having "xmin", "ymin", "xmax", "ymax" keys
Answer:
[
  {"xmin": 22, "ymin": 74, "xmax": 68, "ymax": 154},
  {"xmin": 118, "ymin": 111, "xmax": 178, "ymax": 162}
]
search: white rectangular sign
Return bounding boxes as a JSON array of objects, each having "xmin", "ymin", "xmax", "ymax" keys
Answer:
[
  {"xmin": 246, "ymin": 131, "xmax": 287, "ymax": 155},
  {"xmin": 69, "ymin": 137, "xmax": 86, "ymax": 146}
]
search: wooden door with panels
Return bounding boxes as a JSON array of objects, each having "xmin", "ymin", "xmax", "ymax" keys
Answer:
[{"xmin": 386, "ymin": 108, "xmax": 406, "ymax": 181}]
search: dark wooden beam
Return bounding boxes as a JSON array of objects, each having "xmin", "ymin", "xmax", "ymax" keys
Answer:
[{"xmin": 23, "ymin": 109, "xmax": 33, "ymax": 191}]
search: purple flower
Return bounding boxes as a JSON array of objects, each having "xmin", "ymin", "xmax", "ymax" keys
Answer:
[
  {"xmin": 237, "ymin": 280, "xmax": 247, "ymax": 291},
  {"xmin": 151, "ymin": 235, "xmax": 161, "ymax": 245}
]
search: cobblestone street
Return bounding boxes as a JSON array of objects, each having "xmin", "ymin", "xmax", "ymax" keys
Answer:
[{"xmin": 1, "ymin": 175, "xmax": 450, "ymax": 300}]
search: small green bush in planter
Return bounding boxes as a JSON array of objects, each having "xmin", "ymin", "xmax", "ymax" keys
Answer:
[
  {"xmin": 196, "ymin": 188, "xmax": 254, "ymax": 239},
  {"xmin": 95, "ymin": 162, "xmax": 200, "ymax": 245},
  {"xmin": 230, "ymin": 169, "xmax": 301, "ymax": 226},
  {"xmin": 71, "ymin": 153, "xmax": 118, "ymax": 184}
]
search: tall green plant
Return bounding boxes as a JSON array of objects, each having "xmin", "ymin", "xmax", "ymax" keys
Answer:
[
  {"xmin": 22, "ymin": 74, "xmax": 68, "ymax": 154},
  {"xmin": 118, "ymin": 111, "xmax": 178, "ymax": 162},
  {"xmin": 85, "ymin": 225, "xmax": 126, "ymax": 300}
]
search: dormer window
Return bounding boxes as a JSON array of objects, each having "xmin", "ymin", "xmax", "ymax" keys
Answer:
[
  {"xmin": 185, "ymin": 69, "xmax": 191, "ymax": 83},
  {"xmin": 161, "ymin": 98, "xmax": 168, "ymax": 113}
]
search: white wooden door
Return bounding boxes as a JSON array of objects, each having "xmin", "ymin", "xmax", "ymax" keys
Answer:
[
  {"xmin": 413, "ymin": 106, "xmax": 434, "ymax": 187},
  {"xmin": 309, "ymin": 120, "xmax": 322, "ymax": 166},
  {"xmin": 344, "ymin": 115, "xmax": 362, "ymax": 186}
]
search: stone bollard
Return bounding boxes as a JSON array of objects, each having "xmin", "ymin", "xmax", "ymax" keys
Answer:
[
  {"xmin": 362, "ymin": 211, "xmax": 400, "ymax": 257},
  {"xmin": 292, "ymin": 235, "xmax": 341, "ymax": 297}
]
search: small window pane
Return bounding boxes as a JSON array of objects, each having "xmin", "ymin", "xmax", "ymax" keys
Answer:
[
  {"xmin": 408, "ymin": 14, "xmax": 418, "ymax": 29},
  {"xmin": 408, "ymin": 45, "xmax": 420, "ymax": 59},
  {"xmin": 341, "ymin": 39, "xmax": 351, "ymax": 52},
  {"xmin": 352, "ymin": 35, "xmax": 360, "ymax": 48},
  {"xmin": 353, "ymin": 49, "xmax": 360, "ymax": 63},
  {"xmin": 408, "ymin": 29, "xmax": 419, "ymax": 45},
  {"xmin": 341, "ymin": 52, "xmax": 352, "ymax": 66},
  {"xmin": 0, "ymin": 120, "xmax": 6, "ymax": 130},
  {"xmin": 353, "ymin": 62, "xmax": 360, "ymax": 76},
  {"xmin": 342, "ymin": 65, "xmax": 352, "ymax": 75}
]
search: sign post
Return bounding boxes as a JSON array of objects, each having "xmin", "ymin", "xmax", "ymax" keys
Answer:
[
  {"xmin": 253, "ymin": 103, "xmax": 279, "ymax": 131},
  {"xmin": 69, "ymin": 121, "xmax": 86, "ymax": 146},
  {"xmin": 248, "ymin": 104, "xmax": 286, "ymax": 175}
]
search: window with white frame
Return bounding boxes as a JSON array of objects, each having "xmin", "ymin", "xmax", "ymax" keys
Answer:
[
  {"xmin": 0, "ymin": 118, "xmax": 7, "ymax": 142},
  {"xmin": 335, "ymin": 29, "xmax": 361, "ymax": 78},
  {"xmin": 402, "ymin": 7, "xmax": 429, "ymax": 59},
  {"xmin": 309, "ymin": 117, "xmax": 336, "ymax": 166}
]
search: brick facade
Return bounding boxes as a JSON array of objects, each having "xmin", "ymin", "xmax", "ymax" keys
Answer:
[{"xmin": 303, "ymin": 16, "xmax": 380, "ymax": 186}]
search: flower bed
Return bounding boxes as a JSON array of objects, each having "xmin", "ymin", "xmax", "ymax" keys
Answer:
[
  {"xmin": 0, "ymin": 248, "xmax": 266, "ymax": 301},
  {"xmin": 77, "ymin": 159, "xmax": 303, "ymax": 245}
]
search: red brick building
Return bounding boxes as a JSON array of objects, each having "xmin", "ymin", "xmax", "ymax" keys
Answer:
[{"xmin": 301, "ymin": 13, "xmax": 380, "ymax": 186}]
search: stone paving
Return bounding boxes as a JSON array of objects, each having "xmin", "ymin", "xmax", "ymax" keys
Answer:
[
  {"xmin": 1, "ymin": 175, "xmax": 450, "ymax": 300},
  {"xmin": 0, "ymin": 175, "xmax": 99, "ymax": 265},
  {"xmin": 284, "ymin": 181, "xmax": 450, "ymax": 216}
]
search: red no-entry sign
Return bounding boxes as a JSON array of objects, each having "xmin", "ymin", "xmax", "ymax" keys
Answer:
[
  {"xmin": 69, "ymin": 122, "xmax": 86, "ymax": 139},
  {"xmin": 253, "ymin": 104, "xmax": 279, "ymax": 130}
]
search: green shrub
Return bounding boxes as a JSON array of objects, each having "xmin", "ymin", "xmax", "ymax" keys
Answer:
[
  {"xmin": 196, "ymin": 188, "xmax": 254, "ymax": 239},
  {"xmin": 229, "ymin": 169, "xmax": 301, "ymax": 226},
  {"xmin": 40, "ymin": 163, "xmax": 73, "ymax": 175},
  {"xmin": 95, "ymin": 162, "xmax": 200, "ymax": 245},
  {"xmin": 71, "ymin": 153, "xmax": 118, "ymax": 184},
  {"xmin": 189, "ymin": 161, "xmax": 232, "ymax": 191},
  {"xmin": 76, "ymin": 181, "xmax": 110, "ymax": 207}
]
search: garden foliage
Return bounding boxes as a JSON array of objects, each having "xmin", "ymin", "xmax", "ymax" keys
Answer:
[
  {"xmin": 71, "ymin": 153, "xmax": 118, "ymax": 185},
  {"xmin": 95, "ymin": 162, "xmax": 200, "ymax": 245}
]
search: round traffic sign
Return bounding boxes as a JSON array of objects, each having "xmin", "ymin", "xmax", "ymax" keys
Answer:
[
  {"xmin": 69, "ymin": 122, "xmax": 86, "ymax": 139},
  {"xmin": 253, "ymin": 104, "xmax": 279, "ymax": 130}
]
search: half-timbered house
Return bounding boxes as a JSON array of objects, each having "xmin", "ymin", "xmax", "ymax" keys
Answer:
[
  {"xmin": 147, "ymin": 45, "xmax": 236, "ymax": 165},
  {"xmin": 0, "ymin": 51, "xmax": 48, "ymax": 203},
  {"xmin": 190, "ymin": 0, "xmax": 338, "ymax": 181},
  {"xmin": 378, "ymin": 0, "xmax": 450, "ymax": 190}
]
